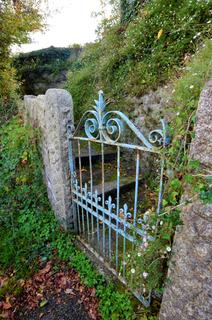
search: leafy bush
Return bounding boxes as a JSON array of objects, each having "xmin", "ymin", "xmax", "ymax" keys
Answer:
[
  {"xmin": 0, "ymin": 0, "xmax": 44, "ymax": 123},
  {"xmin": 164, "ymin": 39, "xmax": 212, "ymax": 203},
  {"xmin": 13, "ymin": 46, "xmax": 82, "ymax": 95},
  {"xmin": 0, "ymin": 117, "xmax": 136, "ymax": 319},
  {"xmin": 66, "ymin": 0, "xmax": 211, "ymax": 120},
  {"xmin": 116, "ymin": 40, "xmax": 212, "ymax": 299}
]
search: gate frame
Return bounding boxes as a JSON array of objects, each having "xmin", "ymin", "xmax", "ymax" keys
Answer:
[{"xmin": 68, "ymin": 90, "xmax": 168, "ymax": 306}]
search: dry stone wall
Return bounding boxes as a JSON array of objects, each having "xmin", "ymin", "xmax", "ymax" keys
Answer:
[
  {"xmin": 160, "ymin": 80, "xmax": 212, "ymax": 320},
  {"xmin": 24, "ymin": 89, "xmax": 76, "ymax": 230}
]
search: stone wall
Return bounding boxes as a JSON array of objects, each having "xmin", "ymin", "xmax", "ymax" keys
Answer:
[
  {"xmin": 24, "ymin": 89, "xmax": 76, "ymax": 230},
  {"xmin": 159, "ymin": 80, "xmax": 212, "ymax": 320},
  {"xmin": 15, "ymin": 46, "xmax": 82, "ymax": 95}
]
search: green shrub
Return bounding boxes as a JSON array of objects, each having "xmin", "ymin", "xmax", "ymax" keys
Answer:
[
  {"xmin": 13, "ymin": 46, "xmax": 82, "ymax": 95},
  {"xmin": 0, "ymin": 117, "xmax": 136, "ymax": 319},
  {"xmin": 114, "ymin": 40, "xmax": 212, "ymax": 300},
  {"xmin": 66, "ymin": 0, "xmax": 211, "ymax": 120}
]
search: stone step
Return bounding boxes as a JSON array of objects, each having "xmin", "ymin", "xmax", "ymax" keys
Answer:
[
  {"xmin": 94, "ymin": 176, "xmax": 140, "ymax": 196},
  {"xmin": 75, "ymin": 149, "xmax": 117, "ymax": 166}
]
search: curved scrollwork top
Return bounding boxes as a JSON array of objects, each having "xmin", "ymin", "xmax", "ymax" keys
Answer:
[{"xmin": 72, "ymin": 90, "xmax": 169, "ymax": 150}]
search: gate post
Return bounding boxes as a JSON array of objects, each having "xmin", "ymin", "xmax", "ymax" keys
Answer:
[
  {"xmin": 24, "ymin": 89, "xmax": 77, "ymax": 231},
  {"xmin": 45, "ymin": 89, "xmax": 77, "ymax": 231}
]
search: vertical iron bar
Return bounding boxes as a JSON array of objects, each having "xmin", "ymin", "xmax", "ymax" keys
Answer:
[
  {"xmin": 123, "ymin": 212, "xmax": 127, "ymax": 279},
  {"xmin": 67, "ymin": 136, "xmax": 78, "ymax": 232},
  {"xmin": 156, "ymin": 118, "xmax": 166, "ymax": 215},
  {"xmin": 84, "ymin": 183, "xmax": 90, "ymax": 239},
  {"xmin": 108, "ymin": 196, "xmax": 112, "ymax": 262},
  {"xmin": 115, "ymin": 146, "xmax": 121, "ymax": 270},
  {"xmin": 75, "ymin": 180, "xmax": 81, "ymax": 233},
  {"xmin": 88, "ymin": 141, "xmax": 94, "ymax": 239},
  {"xmin": 95, "ymin": 190, "xmax": 100, "ymax": 252},
  {"xmin": 130, "ymin": 150, "xmax": 140, "ymax": 288},
  {"xmin": 101, "ymin": 143, "xmax": 105, "ymax": 257},
  {"xmin": 133, "ymin": 150, "xmax": 140, "ymax": 229},
  {"xmin": 78, "ymin": 140, "xmax": 85, "ymax": 233}
]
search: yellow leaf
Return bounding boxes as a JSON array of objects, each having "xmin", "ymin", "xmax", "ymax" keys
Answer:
[{"xmin": 157, "ymin": 28, "xmax": 163, "ymax": 40}]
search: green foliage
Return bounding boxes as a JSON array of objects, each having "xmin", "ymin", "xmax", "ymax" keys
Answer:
[
  {"xmin": 13, "ymin": 46, "xmax": 82, "ymax": 95},
  {"xmin": 145, "ymin": 40, "xmax": 212, "ymax": 289},
  {"xmin": 66, "ymin": 0, "xmax": 211, "ymax": 120},
  {"xmin": 0, "ymin": 117, "xmax": 54, "ymax": 275},
  {"xmin": 0, "ymin": 0, "xmax": 45, "ymax": 122},
  {"xmin": 122, "ymin": 40, "xmax": 212, "ymax": 298},
  {"xmin": 165, "ymin": 39, "xmax": 212, "ymax": 201},
  {"xmin": 66, "ymin": 3, "xmax": 212, "ymax": 299},
  {"xmin": 120, "ymin": 0, "xmax": 141, "ymax": 23},
  {"xmin": 0, "ymin": 117, "xmax": 136, "ymax": 319}
]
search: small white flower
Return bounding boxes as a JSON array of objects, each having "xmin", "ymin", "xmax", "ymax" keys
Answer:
[
  {"xmin": 131, "ymin": 268, "xmax": 136, "ymax": 274},
  {"xmin": 143, "ymin": 272, "xmax": 148, "ymax": 279},
  {"xmin": 176, "ymin": 112, "xmax": 180, "ymax": 116},
  {"xmin": 137, "ymin": 252, "xmax": 141, "ymax": 257},
  {"xmin": 189, "ymin": 85, "xmax": 194, "ymax": 89},
  {"xmin": 143, "ymin": 211, "xmax": 149, "ymax": 223},
  {"xmin": 152, "ymin": 225, "xmax": 156, "ymax": 230},
  {"xmin": 127, "ymin": 254, "xmax": 131, "ymax": 258},
  {"xmin": 160, "ymin": 220, "xmax": 163, "ymax": 226},
  {"xmin": 143, "ymin": 242, "xmax": 148, "ymax": 249},
  {"xmin": 166, "ymin": 246, "xmax": 172, "ymax": 252}
]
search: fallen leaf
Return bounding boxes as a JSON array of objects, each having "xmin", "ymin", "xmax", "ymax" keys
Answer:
[
  {"xmin": 40, "ymin": 261, "xmax": 51, "ymax": 275},
  {"xmin": 2, "ymin": 301, "xmax": 12, "ymax": 310},
  {"xmin": 0, "ymin": 311, "xmax": 12, "ymax": 319},
  {"xmin": 90, "ymin": 288, "xmax": 96, "ymax": 297},
  {"xmin": 65, "ymin": 288, "xmax": 75, "ymax": 295}
]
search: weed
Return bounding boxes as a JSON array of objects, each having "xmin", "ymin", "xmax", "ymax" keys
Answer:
[{"xmin": 0, "ymin": 116, "xmax": 136, "ymax": 319}]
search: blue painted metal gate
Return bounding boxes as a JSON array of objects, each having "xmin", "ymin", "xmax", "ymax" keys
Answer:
[{"xmin": 68, "ymin": 91, "xmax": 167, "ymax": 306}]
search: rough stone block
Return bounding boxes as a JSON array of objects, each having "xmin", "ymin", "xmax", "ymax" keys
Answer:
[{"xmin": 24, "ymin": 89, "xmax": 76, "ymax": 230}]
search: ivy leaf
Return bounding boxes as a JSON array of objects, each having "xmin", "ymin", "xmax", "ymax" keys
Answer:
[
  {"xmin": 162, "ymin": 233, "xmax": 171, "ymax": 240},
  {"xmin": 184, "ymin": 175, "xmax": 193, "ymax": 183},
  {"xmin": 162, "ymin": 199, "xmax": 168, "ymax": 207},
  {"xmin": 169, "ymin": 191, "xmax": 179, "ymax": 205},
  {"xmin": 170, "ymin": 178, "xmax": 181, "ymax": 190},
  {"xmin": 189, "ymin": 160, "xmax": 200, "ymax": 170}
]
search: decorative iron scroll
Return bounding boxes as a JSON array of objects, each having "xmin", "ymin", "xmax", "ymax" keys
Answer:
[
  {"xmin": 73, "ymin": 91, "xmax": 167, "ymax": 150},
  {"xmin": 69, "ymin": 90, "xmax": 170, "ymax": 307}
]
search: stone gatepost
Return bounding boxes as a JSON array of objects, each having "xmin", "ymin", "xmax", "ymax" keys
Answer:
[
  {"xmin": 160, "ymin": 80, "xmax": 212, "ymax": 320},
  {"xmin": 24, "ymin": 89, "xmax": 77, "ymax": 230}
]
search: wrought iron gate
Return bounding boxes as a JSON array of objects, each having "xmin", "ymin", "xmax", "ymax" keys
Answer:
[{"xmin": 68, "ymin": 91, "xmax": 167, "ymax": 306}]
